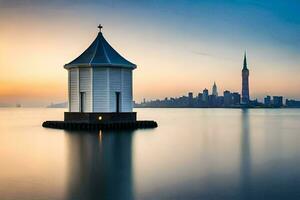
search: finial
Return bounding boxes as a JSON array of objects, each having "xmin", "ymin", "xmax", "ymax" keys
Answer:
[{"xmin": 98, "ymin": 24, "xmax": 103, "ymax": 32}]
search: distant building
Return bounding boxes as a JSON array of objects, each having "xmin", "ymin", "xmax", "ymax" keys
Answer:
[
  {"xmin": 212, "ymin": 82, "xmax": 218, "ymax": 97},
  {"xmin": 197, "ymin": 93, "xmax": 203, "ymax": 106},
  {"xmin": 208, "ymin": 95, "xmax": 217, "ymax": 106},
  {"xmin": 202, "ymin": 88, "xmax": 209, "ymax": 104},
  {"xmin": 216, "ymin": 96, "xmax": 224, "ymax": 106},
  {"xmin": 264, "ymin": 96, "xmax": 271, "ymax": 106},
  {"xmin": 273, "ymin": 96, "xmax": 283, "ymax": 107},
  {"xmin": 188, "ymin": 92, "xmax": 193, "ymax": 106},
  {"xmin": 224, "ymin": 90, "xmax": 232, "ymax": 107},
  {"xmin": 241, "ymin": 52, "xmax": 250, "ymax": 104},
  {"xmin": 47, "ymin": 102, "xmax": 68, "ymax": 108},
  {"xmin": 64, "ymin": 25, "xmax": 137, "ymax": 122},
  {"xmin": 197, "ymin": 93, "xmax": 203, "ymax": 100},
  {"xmin": 232, "ymin": 92, "xmax": 241, "ymax": 105},
  {"xmin": 250, "ymin": 99, "xmax": 261, "ymax": 107},
  {"xmin": 286, "ymin": 99, "xmax": 300, "ymax": 108}
]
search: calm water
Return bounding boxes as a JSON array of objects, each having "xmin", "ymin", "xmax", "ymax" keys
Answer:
[{"xmin": 0, "ymin": 108, "xmax": 300, "ymax": 200}]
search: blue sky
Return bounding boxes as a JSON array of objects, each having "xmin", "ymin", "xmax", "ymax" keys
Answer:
[{"xmin": 0, "ymin": 0, "xmax": 299, "ymax": 105}]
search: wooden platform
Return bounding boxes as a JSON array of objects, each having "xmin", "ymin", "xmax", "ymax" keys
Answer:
[{"xmin": 42, "ymin": 120, "xmax": 158, "ymax": 131}]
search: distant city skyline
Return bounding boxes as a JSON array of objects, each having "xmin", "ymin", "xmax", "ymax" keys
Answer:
[
  {"xmin": 0, "ymin": 0, "xmax": 300, "ymax": 106},
  {"xmin": 136, "ymin": 81, "xmax": 300, "ymax": 108},
  {"xmin": 136, "ymin": 53, "xmax": 299, "ymax": 108}
]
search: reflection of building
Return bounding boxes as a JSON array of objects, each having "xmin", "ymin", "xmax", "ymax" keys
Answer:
[
  {"xmin": 240, "ymin": 109, "xmax": 252, "ymax": 199},
  {"xmin": 66, "ymin": 130, "xmax": 134, "ymax": 200},
  {"xmin": 64, "ymin": 24, "xmax": 137, "ymax": 122},
  {"xmin": 242, "ymin": 53, "xmax": 250, "ymax": 104}
]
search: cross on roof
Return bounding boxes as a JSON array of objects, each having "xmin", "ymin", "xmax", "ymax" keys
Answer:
[{"xmin": 98, "ymin": 24, "xmax": 103, "ymax": 32}]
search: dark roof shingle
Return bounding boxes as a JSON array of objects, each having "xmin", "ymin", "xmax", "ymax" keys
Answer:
[{"xmin": 64, "ymin": 32, "xmax": 136, "ymax": 69}]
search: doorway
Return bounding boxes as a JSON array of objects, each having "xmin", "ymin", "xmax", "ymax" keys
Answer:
[
  {"xmin": 80, "ymin": 92, "xmax": 86, "ymax": 112},
  {"xmin": 116, "ymin": 92, "xmax": 121, "ymax": 113}
]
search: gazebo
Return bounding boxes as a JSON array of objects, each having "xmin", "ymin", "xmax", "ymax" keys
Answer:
[{"xmin": 64, "ymin": 25, "xmax": 137, "ymax": 122}]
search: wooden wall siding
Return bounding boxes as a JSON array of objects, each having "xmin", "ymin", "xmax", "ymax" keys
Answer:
[
  {"xmin": 79, "ymin": 68, "xmax": 92, "ymax": 112},
  {"xmin": 109, "ymin": 68, "xmax": 122, "ymax": 112},
  {"xmin": 121, "ymin": 69, "xmax": 133, "ymax": 112},
  {"xmin": 69, "ymin": 68, "xmax": 79, "ymax": 112},
  {"xmin": 69, "ymin": 67, "xmax": 133, "ymax": 113},
  {"xmin": 93, "ymin": 68, "xmax": 109, "ymax": 112}
]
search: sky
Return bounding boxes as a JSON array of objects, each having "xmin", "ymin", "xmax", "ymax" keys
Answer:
[{"xmin": 0, "ymin": 0, "xmax": 299, "ymax": 106}]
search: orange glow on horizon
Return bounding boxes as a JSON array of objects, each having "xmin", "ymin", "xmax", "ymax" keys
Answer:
[{"xmin": 0, "ymin": 8, "xmax": 299, "ymax": 106}]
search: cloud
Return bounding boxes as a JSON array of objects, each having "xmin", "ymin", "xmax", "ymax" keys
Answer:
[{"xmin": 191, "ymin": 51, "xmax": 212, "ymax": 57}]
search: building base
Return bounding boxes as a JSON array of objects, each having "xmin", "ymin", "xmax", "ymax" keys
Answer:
[
  {"xmin": 43, "ymin": 112, "xmax": 157, "ymax": 131},
  {"xmin": 42, "ymin": 120, "xmax": 157, "ymax": 130},
  {"xmin": 64, "ymin": 112, "xmax": 136, "ymax": 123}
]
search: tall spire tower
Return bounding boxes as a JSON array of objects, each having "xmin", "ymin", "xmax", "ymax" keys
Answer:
[
  {"xmin": 212, "ymin": 81, "xmax": 218, "ymax": 96},
  {"xmin": 241, "ymin": 52, "xmax": 250, "ymax": 104}
]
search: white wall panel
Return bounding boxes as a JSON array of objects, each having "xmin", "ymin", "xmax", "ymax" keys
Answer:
[
  {"xmin": 93, "ymin": 68, "xmax": 109, "ymax": 112},
  {"xmin": 121, "ymin": 69, "xmax": 133, "ymax": 112},
  {"xmin": 69, "ymin": 68, "xmax": 79, "ymax": 112},
  {"xmin": 69, "ymin": 67, "xmax": 133, "ymax": 113},
  {"xmin": 79, "ymin": 68, "xmax": 92, "ymax": 112},
  {"xmin": 109, "ymin": 68, "xmax": 121, "ymax": 112}
]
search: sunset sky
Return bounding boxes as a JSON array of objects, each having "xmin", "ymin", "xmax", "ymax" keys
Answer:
[{"xmin": 0, "ymin": 0, "xmax": 299, "ymax": 106}]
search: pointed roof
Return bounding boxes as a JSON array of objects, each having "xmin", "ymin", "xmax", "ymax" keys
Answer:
[
  {"xmin": 64, "ymin": 25, "xmax": 136, "ymax": 69},
  {"xmin": 243, "ymin": 52, "xmax": 248, "ymax": 70},
  {"xmin": 212, "ymin": 81, "xmax": 218, "ymax": 96}
]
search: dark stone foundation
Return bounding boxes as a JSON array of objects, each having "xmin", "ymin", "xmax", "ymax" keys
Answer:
[
  {"xmin": 64, "ymin": 112, "xmax": 137, "ymax": 123},
  {"xmin": 42, "ymin": 120, "xmax": 157, "ymax": 130},
  {"xmin": 43, "ymin": 112, "xmax": 157, "ymax": 130}
]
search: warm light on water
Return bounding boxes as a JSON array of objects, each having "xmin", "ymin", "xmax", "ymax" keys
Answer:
[{"xmin": 0, "ymin": 108, "xmax": 300, "ymax": 200}]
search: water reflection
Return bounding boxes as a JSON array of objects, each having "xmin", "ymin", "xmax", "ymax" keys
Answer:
[
  {"xmin": 2, "ymin": 108, "xmax": 300, "ymax": 200},
  {"xmin": 240, "ymin": 109, "xmax": 252, "ymax": 199},
  {"xmin": 65, "ymin": 130, "xmax": 134, "ymax": 200}
]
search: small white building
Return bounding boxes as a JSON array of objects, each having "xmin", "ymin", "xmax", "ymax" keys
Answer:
[{"xmin": 64, "ymin": 25, "xmax": 137, "ymax": 122}]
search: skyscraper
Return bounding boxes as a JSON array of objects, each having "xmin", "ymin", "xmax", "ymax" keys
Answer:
[
  {"xmin": 273, "ymin": 96, "xmax": 283, "ymax": 108},
  {"xmin": 241, "ymin": 52, "xmax": 250, "ymax": 104},
  {"xmin": 264, "ymin": 96, "xmax": 271, "ymax": 106},
  {"xmin": 188, "ymin": 92, "xmax": 193, "ymax": 106},
  {"xmin": 202, "ymin": 88, "xmax": 209, "ymax": 103},
  {"xmin": 212, "ymin": 82, "xmax": 218, "ymax": 97},
  {"xmin": 232, "ymin": 92, "xmax": 241, "ymax": 105},
  {"xmin": 223, "ymin": 90, "xmax": 232, "ymax": 107}
]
